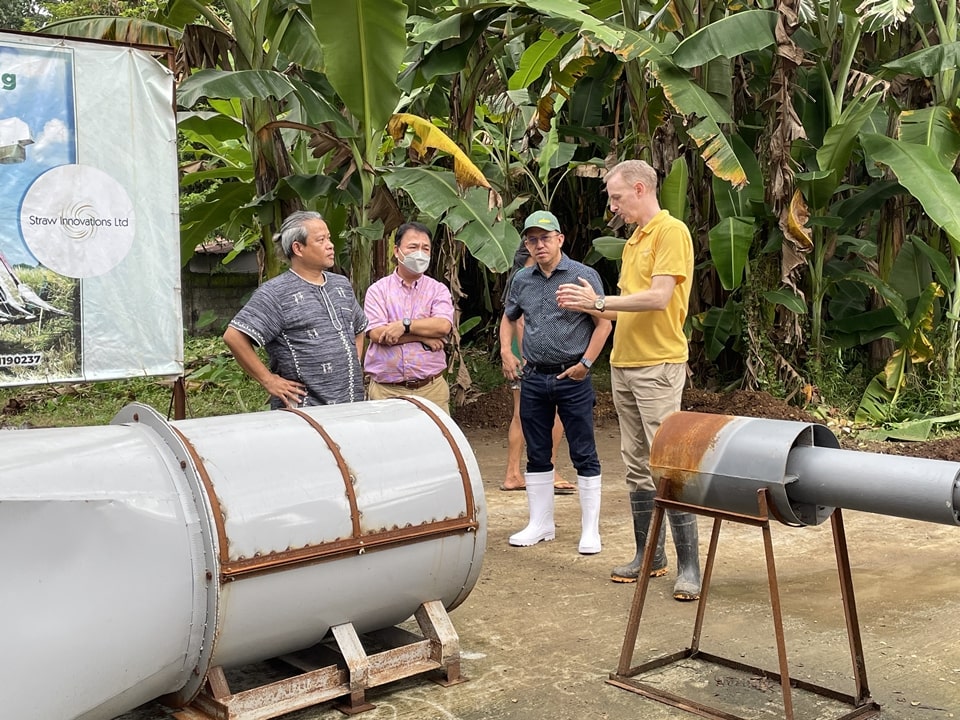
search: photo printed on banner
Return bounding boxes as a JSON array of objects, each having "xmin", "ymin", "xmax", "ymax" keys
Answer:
[{"xmin": 0, "ymin": 42, "xmax": 80, "ymax": 383}]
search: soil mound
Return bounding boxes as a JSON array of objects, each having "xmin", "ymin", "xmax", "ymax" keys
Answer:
[
  {"xmin": 452, "ymin": 386, "xmax": 814, "ymax": 430},
  {"xmin": 452, "ymin": 384, "xmax": 960, "ymax": 461}
]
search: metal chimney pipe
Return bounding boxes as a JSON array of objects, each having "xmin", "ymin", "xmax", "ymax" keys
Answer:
[
  {"xmin": 651, "ymin": 411, "xmax": 960, "ymax": 527},
  {"xmin": 786, "ymin": 445, "xmax": 960, "ymax": 526},
  {"xmin": 0, "ymin": 399, "xmax": 486, "ymax": 720}
]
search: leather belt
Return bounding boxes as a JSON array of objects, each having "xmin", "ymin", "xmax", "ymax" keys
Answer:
[
  {"xmin": 527, "ymin": 360, "xmax": 580, "ymax": 375},
  {"xmin": 378, "ymin": 372, "xmax": 444, "ymax": 390}
]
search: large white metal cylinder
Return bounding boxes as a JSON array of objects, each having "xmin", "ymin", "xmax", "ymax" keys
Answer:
[
  {"xmin": 0, "ymin": 398, "xmax": 486, "ymax": 720},
  {"xmin": 0, "ymin": 422, "xmax": 209, "ymax": 720}
]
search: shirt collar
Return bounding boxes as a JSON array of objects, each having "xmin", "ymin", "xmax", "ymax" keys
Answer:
[
  {"xmin": 392, "ymin": 268, "xmax": 420, "ymax": 288},
  {"xmin": 629, "ymin": 209, "xmax": 670, "ymax": 245}
]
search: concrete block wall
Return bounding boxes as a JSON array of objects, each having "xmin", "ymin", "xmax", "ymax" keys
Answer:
[{"xmin": 182, "ymin": 271, "xmax": 259, "ymax": 335}]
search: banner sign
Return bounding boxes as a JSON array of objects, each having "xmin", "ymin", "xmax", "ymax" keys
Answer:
[{"xmin": 0, "ymin": 32, "xmax": 182, "ymax": 387}]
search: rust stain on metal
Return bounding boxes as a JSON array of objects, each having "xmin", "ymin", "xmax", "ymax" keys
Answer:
[
  {"xmin": 170, "ymin": 425, "xmax": 230, "ymax": 570},
  {"xmin": 221, "ymin": 517, "xmax": 479, "ymax": 580},
  {"xmin": 283, "ymin": 408, "xmax": 363, "ymax": 537},
  {"xmin": 398, "ymin": 396, "xmax": 476, "ymax": 522},
  {"xmin": 651, "ymin": 412, "xmax": 735, "ymax": 501},
  {"xmin": 651, "ymin": 412, "xmax": 734, "ymax": 472}
]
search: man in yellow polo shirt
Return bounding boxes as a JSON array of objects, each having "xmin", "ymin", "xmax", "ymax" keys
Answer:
[{"xmin": 556, "ymin": 159, "xmax": 700, "ymax": 601}]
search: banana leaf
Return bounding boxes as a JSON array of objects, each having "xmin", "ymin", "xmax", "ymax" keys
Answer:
[
  {"xmin": 384, "ymin": 168, "xmax": 516, "ymax": 272},
  {"xmin": 709, "ymin": 217, "xmax": 754, "ymax": 291},
  {"xmin": 860, "ymin": 134, "xmax": 960, "ymax": 253},
  {"xmin": 898, "ymin": 106, "xmax": 960, "ymax": 171},
  {"xmin": 671, "ymin": 10, "xmax": 778, "ymax": 68},
  {"xmin": 312, "ymin": 0, "xmax": 406, "ymax": 136}
]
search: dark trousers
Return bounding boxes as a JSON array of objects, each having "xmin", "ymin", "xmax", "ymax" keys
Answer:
[{"xmin": 520, "ymin": 370, "xmax": 600, "ymax": 476}]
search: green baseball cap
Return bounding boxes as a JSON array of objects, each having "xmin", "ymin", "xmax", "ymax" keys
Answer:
[{"xmin": 522, "ymin": 210, "xmax": 561, "ymax": 234}]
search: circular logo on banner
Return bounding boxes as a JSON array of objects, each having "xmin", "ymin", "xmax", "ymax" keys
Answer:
[{"xmin": 20, "ymin": 164, "xmax": 135, "ymax": 278}]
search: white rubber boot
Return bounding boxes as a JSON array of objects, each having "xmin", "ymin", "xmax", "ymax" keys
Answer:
[
  {"xmin": 509, "ymin": 471, "xmax": 556, "ymax": 546},
  {"xmin": 577, "ymin": 475, "xmax": 602, "ymax": 555}
]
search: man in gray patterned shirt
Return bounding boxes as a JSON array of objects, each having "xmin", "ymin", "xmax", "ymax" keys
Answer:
[{"xmin": 224, "ymin": 211, "xmax": 367, "ymax": 409}]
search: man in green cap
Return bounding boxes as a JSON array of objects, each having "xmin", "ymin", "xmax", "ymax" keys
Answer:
[{"xmin": 500, "ymin": 210, "xmax": 612, "ymax": 555}]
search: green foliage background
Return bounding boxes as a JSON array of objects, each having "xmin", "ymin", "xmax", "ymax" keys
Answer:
[{"xmin": 4, "ymin": 0, "xmax": 960, "ymax": 436}]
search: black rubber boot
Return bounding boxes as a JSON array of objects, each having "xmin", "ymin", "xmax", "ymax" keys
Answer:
[
  {"xmin": 610, "ymin": 490, "xmax": 668, "ymax": 583},
  {"xmin": 668, "ymin": 509, "xmax": 701, "ymax": 601}
]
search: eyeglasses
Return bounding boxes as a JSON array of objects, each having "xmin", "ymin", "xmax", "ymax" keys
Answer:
[{"xmin": 523, "ymin": 232, "xmax": 558, "ymax": 247}]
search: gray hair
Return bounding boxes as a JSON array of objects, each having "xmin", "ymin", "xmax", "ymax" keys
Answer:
[
  {"xmin": 606, "ymin": 160, "xmax": 658, "ymax": 193},
  {"xmin": 274, "ymin": 210, "xmax": 325, "ymax": 259}
]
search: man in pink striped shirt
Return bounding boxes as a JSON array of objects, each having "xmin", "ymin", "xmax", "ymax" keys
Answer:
[{"xmin": 363, "ymin": 222, "xmax": 454, "ymax": 413}]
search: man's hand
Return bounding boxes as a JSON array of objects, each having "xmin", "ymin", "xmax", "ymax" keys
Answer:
[
  {"xmin": 263, "ymin": 373, "xmax": 307, "ymax": 409},
  {"xmin": 420, "ymin": 337, "xmax": 445, "ymax": 351},
  {"xmin": 556, "ymin": 277, "xmax": 598, "ymax": 312},
  {"xmin": 224, "ymin": 327, "xmax": 308, "ymax": 408},
  {"xmin": 379, "ymin": 320, "xmax": 407, "ymax": 346},
  {"xmin": 501, "ymin": 350, "xmax": 522, "ymax": 382},
  {"xmin": 558, "ymin": 362, "xmax": 589, "ymax": 382}
]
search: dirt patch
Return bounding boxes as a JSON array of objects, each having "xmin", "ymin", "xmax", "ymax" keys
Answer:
[
  {"xmin": 452, "ymin": 384, "xmax": 619, "ymax": 430},
  {"xmin": 851, "ymin": 434, "xmax": 960, "ymax": 461},
  {"xmin": 452, "ymin": 387, "xmax": 818, "ymax": 430},
  {"xmin": 680, "ymin": 388, "xmax": 817, "ymax": 422}
]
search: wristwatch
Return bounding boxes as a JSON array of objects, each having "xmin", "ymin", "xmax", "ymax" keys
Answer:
[
  {"xmin": 402, "ymin": 318, "xmax": 411, "ymax": 334},
  {"xmin": 594, "ymin": 295, "xmax": 606, "ymax": 311},
  {"xmin": 580, "ymin": 357, "xmax": 593, "ymax": 369}
]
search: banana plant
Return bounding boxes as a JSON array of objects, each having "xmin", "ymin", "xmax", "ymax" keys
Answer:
[
  {"xmin": 791, "ymin": 89, "xmax": 885, "ymax": 363},
  {"xmin": 42, "ymin": 0, "xmax": 325, "ymax": 277},
  {"xmin": 856, "ymin": 281, "xmax": 943, "ymax": 422}
]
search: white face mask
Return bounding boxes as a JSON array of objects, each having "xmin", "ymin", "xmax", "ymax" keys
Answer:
[{"xmin": 400, "ymin": 249, "xmax": 430, "ymax": 275}]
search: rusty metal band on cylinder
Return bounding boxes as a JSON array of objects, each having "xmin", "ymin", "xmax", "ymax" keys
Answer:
[{"xmin": 169, "ymin": 404, "xmax": 480, "ymax": 581}]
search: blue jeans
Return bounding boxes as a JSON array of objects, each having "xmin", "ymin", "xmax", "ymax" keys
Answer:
[{"xmin": 519, "ymin": 370, "xmax": 600, "ymax": 476}]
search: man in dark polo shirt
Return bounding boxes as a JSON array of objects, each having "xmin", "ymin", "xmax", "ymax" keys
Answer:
[{"xmin": 500, "ymin": 210, "xmax": 612, "ymax": 554}]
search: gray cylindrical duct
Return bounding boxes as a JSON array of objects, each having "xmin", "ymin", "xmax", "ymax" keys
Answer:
[
  {"xmin": 651, "ymin": 411, "xmax": 960, "ymax": 527},
  {"xmin": 0, "ymin": 398, "xmax": 486, "ymax": 720},
  {"xmin": 650, "ymin": 412, "xmax": 841, "ymax": 526},
  {"xmin": 785, "ymin": 446, "xmax": 960, "ymax": 526}
]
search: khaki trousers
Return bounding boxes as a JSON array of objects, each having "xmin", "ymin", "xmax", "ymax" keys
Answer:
[
  {"xmin": 611, "ymin": 363, "xmax": 686, "ymax": 492},
  {"xmin": 367, "ymin": 375, "xmax": 450, "ymax": 415}
]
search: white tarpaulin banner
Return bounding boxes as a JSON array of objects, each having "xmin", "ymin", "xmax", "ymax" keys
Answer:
[{"xmin": 0, "ymin": 32, "xmax": 182, "ymax": 386}]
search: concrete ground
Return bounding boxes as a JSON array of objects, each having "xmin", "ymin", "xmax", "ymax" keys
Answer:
[{"xmin": 120, "ymin": 425, "xmax": 960, "ymax": 720}]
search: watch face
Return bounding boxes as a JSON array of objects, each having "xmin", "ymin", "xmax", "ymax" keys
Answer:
[{"xmin": 594, "ymin": 297, "xmax": 605, "ymax": 310}]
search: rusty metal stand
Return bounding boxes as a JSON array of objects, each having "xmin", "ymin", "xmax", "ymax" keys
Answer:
[
  {"xmin": 170, "ymin": 376, "xmax": 187, "ymax": 420},
  {"xmin": 607, "ymin": 488, "xmax": 882, "ymax": 720},
  {"xmin": 172, "ymin": 599, "xmax": 466, "ymax": 720}
]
